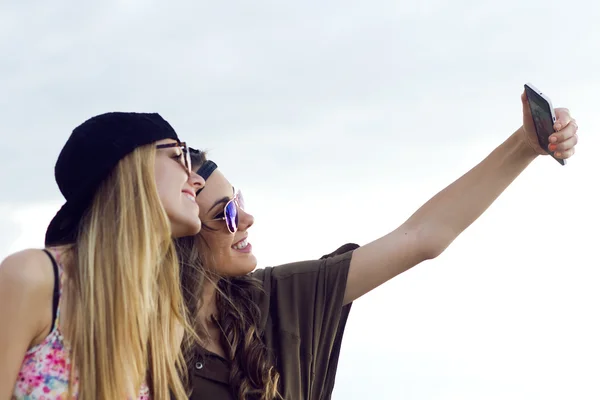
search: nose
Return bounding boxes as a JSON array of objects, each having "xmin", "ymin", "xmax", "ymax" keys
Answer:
[
  {"xmin": 237, "ymin": 208, "xmax": 254, "ymax": 231},
  {"xmin": 188, "ymin": 171, "xmax": 206, "ymax": 192}
]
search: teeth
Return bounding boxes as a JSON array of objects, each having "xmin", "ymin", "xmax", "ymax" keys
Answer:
[
  {"xmin": 185, "ymin": 194, "xmax": 195, "ymax": 202},
  {"xmin": 233, "ymin": 239, "xmax": 248, "ymax": 250}
]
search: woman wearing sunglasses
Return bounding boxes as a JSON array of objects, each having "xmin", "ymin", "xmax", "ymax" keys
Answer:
[
  {"xmin": 177, "ymin": 92, "xmax": 579, "ymax": 400},
  {"xmin": 0, "ymin": 113, "xmax": 205, "ymax": 399}
]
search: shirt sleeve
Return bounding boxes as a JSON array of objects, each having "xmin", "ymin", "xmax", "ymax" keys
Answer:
[{"xmin": 251, "ymin": 243, "xmax": 359, "ymax": 398}]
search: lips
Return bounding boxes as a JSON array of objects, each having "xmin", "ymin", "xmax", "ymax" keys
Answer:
[{"xmin": 182, "ymin": 189, "xmax": 196, "ymax": 202}]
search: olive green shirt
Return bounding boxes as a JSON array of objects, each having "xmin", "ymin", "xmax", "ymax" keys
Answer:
[{"xmin": 189, "ymin": 244, "xmax": 357, "ymax": 400}]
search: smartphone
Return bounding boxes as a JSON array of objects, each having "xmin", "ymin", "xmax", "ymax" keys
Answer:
[{"xmin": 523, "ymin": 83, "xmax": 565, "ymax": 166}]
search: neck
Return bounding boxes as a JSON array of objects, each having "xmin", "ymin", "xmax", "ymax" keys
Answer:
[{"xmin": 197, "ymin": 278, "xmax": 219, "ymax": 329}]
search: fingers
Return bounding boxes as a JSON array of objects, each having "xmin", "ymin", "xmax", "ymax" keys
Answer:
[
  {"xmin": 549, "ymin": 135, "xmax": 578, "ymax": 158},
  {"xmin": 552, "ymin": 107, "xmax": 572, "ymax": 131},
  {"xmin": 521, "ymin": 90, "xmax": 579, "ymax": 160},
  {"xmin": 550, "ymin": 130, "xmax": 578, "ymax": 150},
  {"xmin": 548, "ymin": 113, "xmax": 578, "ymax": 159},
  {"xmin": 554, "ymin": 147, "xmax": 575, "ymax": 159},
  {"xmin": 549, "ymin": 117, "xmax": 578, "ymax": 143}
]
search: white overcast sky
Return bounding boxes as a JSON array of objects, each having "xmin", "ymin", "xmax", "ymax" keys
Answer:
[{"xmin": 1, "ymin": 1, "xmax": 599, "ymax": 399}]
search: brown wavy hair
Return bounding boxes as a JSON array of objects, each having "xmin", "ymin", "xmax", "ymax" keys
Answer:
[
  {"xmin": 177, "ymin": 149, "xmax": 280, "ymax": 399},
  {"xmin": 177, "ymin": 232, "xmax": 281, "ymax": 400}
]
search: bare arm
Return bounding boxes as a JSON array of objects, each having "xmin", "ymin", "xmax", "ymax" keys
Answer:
[
  {"xmin": 344, "ymin": 104, "xmax": 578, "ymax": 305},
  {"xmin": 0, "ymin": 250, "xmax": 54, "ymax": 399}
]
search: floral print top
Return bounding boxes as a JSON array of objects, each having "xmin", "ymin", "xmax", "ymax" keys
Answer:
[{"xmin": 11, "ymin": 248, "xmax": 150, "ymax": 399}]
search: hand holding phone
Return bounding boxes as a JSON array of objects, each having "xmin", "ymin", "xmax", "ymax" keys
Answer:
[{"xmin": 524, "ymin": 83, "xmax": 565, "ymax": 166}]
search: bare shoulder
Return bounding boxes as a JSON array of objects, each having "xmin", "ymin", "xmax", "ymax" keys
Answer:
[
  {"xmin": 0, "ymin": 248, "xmax": 57, "ymax": 343},
  {"xmin": 0, "ymin": 250, "xmax": 56, "ymax": 393},
  {"xmin": 0, "ymin": 248, "xmax": 55, "ymax": 291},
  {"xmin": 0, "ymin": 248, "xmax": 56, "ymax": 331}
]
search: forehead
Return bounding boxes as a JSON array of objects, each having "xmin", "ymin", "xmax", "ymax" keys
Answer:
[{"xmin": 196, "ymin": 169, "xmax": 233, "ymax": 211}]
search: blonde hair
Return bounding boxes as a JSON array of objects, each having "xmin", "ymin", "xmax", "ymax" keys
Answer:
[{"xmin": 62, "ymin": 144, "xmax": 194, "ymax": 399}]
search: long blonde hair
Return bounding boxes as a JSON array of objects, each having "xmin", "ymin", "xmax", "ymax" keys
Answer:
[{"xmin": 62, "ymin": 144, "xmax": 194, "ymax": 399}]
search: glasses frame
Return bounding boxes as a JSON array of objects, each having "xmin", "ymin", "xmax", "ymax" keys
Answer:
[{"xmin": 156, "ymin": 141, "xmax": 192, "ymax": 174}]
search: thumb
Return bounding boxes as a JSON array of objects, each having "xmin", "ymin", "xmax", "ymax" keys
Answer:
[{"xmin": 521, "ymin": 91, "xmax": 532, "ymax": 119}]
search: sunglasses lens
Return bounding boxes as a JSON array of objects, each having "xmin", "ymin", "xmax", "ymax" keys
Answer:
[{"xmin": 224, "ymin": 200, "xmax": 238, "ymax": 233}]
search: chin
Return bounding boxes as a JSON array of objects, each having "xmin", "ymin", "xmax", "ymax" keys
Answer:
[
  {"xmin": 238, "ymin": 262, "xmax": 258, "ymax": 276},
  {"xmin": 168, "ymin": 212, "xmax": 201, "ymax": 238},
  {"xmin": 173, "ymin": 222, "xmax": 201, "ymax": 238},
  {"xmin": 226, "ymin": 255, "xmax": 257, "ymax": 277},
  {"xmin": 245, "ymin": 254, "xmax": 258, "ymax": 271}
]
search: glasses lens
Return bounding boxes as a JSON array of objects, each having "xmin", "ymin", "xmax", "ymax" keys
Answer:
[
  {"xmin": 224, "ymin": 199, "xmax": 238, "ymax": 233},
  {"xmin": 181, "ymin": 143, "xmax": 191, "ymax": 173}
]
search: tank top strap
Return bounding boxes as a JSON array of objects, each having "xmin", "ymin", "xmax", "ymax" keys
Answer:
[{"xmin": 42, "ymin": 248, "xmax": 65, "ymax": 331}]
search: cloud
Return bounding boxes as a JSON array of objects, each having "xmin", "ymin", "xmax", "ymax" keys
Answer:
[
  {"xmin": 2, "ymin": 0, "xmax": 599, "ymax": 206},
  {"xmin": 1, "ymin": 1, "xmax": 599, "ymax": 398},
  {"xmin": 0, "ymin": 202, "xmax": 60, "ymax": 260}
]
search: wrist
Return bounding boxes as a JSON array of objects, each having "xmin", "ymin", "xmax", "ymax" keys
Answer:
[{"xmin": 513, "ymin": 127, "xmax": 540, "ymax": 160}]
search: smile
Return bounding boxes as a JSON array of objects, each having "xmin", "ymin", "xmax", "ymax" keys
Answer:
[
  {"xmin": 232, "ymin": 238, "xmax": 249, "ymax": 250},
  {"xmin": 182, "ymin": 190, "xmax": 196, "ymax": 202}
]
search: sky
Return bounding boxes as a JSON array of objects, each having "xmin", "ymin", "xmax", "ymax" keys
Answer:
[{"xmin": 1, "ymin": 1, "xmax": 600, "ymax": 399}]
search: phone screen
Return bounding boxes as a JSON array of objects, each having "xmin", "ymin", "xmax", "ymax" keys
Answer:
[{"xmin": 525, "ymin": 87, "xmax": 555, "ymax": 151}]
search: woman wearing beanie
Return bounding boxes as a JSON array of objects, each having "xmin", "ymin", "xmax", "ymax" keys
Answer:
[{"xmin": 0, "ymin": 112, "xmax": 205, "ymax": 399}]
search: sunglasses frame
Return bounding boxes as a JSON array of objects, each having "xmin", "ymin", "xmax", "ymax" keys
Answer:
[
  {"xmin": 205, "ymin": 187, "xmax": 244, "ymax": 234},
  {"xmin": 156, "ymin": 141, "xmax": 192, "ymax": 174}
]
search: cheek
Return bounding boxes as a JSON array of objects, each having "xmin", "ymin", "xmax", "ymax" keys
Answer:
[
  {"xmin": 214, "ymin": 236, "xmax": 234, "ymax": 259},
  {"xmin": 202, "ymin": 233, "xmax": 233, "ymax": 265},
  {"xmin": 155, "ymin": 165, "xmax": 184, "ymax": 209},
  {"xmin": 155, "ymin": 176, "xmax": 175, "ymax": 209}
]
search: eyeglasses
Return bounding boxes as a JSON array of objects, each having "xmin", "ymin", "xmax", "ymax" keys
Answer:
[
  {"xmin": 156, "ymin": 141, "xmax": 192, "ymax": 174},
  {"xmin": 205, "ymin": 188, "xmax": 245, "ymax": 234}
]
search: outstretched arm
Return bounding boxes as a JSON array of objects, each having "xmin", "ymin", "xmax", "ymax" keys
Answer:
[{"xmin": 343, "ymin": 93, "xmax": 578, "ymax": 305}]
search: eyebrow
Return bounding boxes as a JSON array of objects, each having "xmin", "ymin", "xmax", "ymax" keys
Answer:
[
  {"xmin": 208, "ymin": 196, "xmax": 231, "ymax": 213},
  {"xmin": 207, "ymin": 187, "xmax": 236, "ymax": 213}
]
